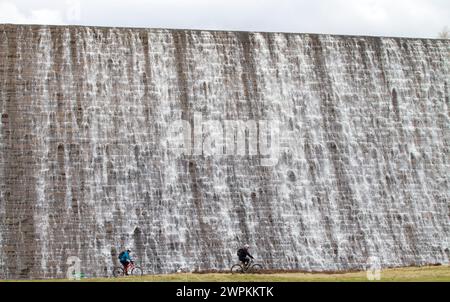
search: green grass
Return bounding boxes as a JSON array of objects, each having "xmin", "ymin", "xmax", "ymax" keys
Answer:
[{"xmin": 3, "ymin": 265, "xmax": 449, "ymax": 282}]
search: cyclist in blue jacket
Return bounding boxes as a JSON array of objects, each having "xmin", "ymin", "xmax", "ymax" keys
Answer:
[{"xmin": 118, "ymin": 249, "xmax": 133, "ymax": 275}]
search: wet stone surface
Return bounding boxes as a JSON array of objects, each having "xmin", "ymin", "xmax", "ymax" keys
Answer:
[{"xmin": 0, "ymin": 24, "xmax": 449, "ymax": 279}]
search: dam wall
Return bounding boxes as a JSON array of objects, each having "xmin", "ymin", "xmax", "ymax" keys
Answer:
[{"xmin": 0, "ymin": 24, "xmax": 449, "ymax": 278}]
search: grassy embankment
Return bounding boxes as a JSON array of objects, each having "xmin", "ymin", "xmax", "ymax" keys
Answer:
[{"xmin": 3, "ymin": 265, "xmax": 449, "ymax": 282}]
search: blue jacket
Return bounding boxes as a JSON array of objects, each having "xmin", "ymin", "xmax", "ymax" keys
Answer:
[{"xmin": 119, "ymin": 251, "xmax": 132, "ymax": 262}]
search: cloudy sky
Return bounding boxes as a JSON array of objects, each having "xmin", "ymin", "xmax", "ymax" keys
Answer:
[{"xmin": 0, "ymin": 0, "xmax": 448, "ymax": 38}]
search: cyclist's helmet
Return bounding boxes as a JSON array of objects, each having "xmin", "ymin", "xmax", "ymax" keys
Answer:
[
  {"xmin": 244, "ymin": 244, "xmax": 250, "ymax": 249},
  {"xmin": 127, "ymin": 249, "xmax": 131, "ymax": 253}
]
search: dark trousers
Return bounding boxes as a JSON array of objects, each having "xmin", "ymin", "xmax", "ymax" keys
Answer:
[
  {"xmin": 239, "ymin": 257, "xmax": 249, "ymax": 266},
  {"xmin": 120, "ymin": 260, "xmax": 130, "ymax": 273}
]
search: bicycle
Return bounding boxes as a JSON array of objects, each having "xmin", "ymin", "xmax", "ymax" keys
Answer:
[
  {"xmin": 112, "ymin": 261, "xmax": 143, "ymax": 277},
  {"xmin": 231, "ymin": 259, "xmax": 263, "ymax": 274}
]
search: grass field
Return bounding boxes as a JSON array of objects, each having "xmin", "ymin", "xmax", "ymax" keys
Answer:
[{"xmin": 3, "ymin": 265, "xmax": 449, "ymax": 282}]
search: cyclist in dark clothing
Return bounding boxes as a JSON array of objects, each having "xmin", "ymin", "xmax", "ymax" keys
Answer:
[{"xmin": 237, "ymin": 244, "xmax": 254, "ymax": 267}]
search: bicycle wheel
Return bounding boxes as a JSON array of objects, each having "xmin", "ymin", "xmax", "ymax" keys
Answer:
[
  {"xmin": 231, "ymin": 264, "xmax": 244, "ymax": 274},
  {"xmin": 113, "ymin": 267, "xmax": 124, "ymax": 277},
  {"xmin": 131, "ymin": 266, "xmax": 143, "ymax": 276},
  {"xmin": 249, "ymin": 264, "xmax": 263, "ymax": 273}
]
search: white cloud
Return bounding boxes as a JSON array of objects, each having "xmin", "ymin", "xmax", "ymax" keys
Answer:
[
  {"xmin": 30, "ymin": 9, "xmax": 65, "ymax": 25},
  {"xmin": 0, "ymin": 2, "xmax": 27, "ymax": 23},
  {"xmin": 0, "ymin": 1, "xmax": 64, "ymax": 25},
  {"xmin": 352, "ymin": 0, "xmax": 389, "ymax": 24}
]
